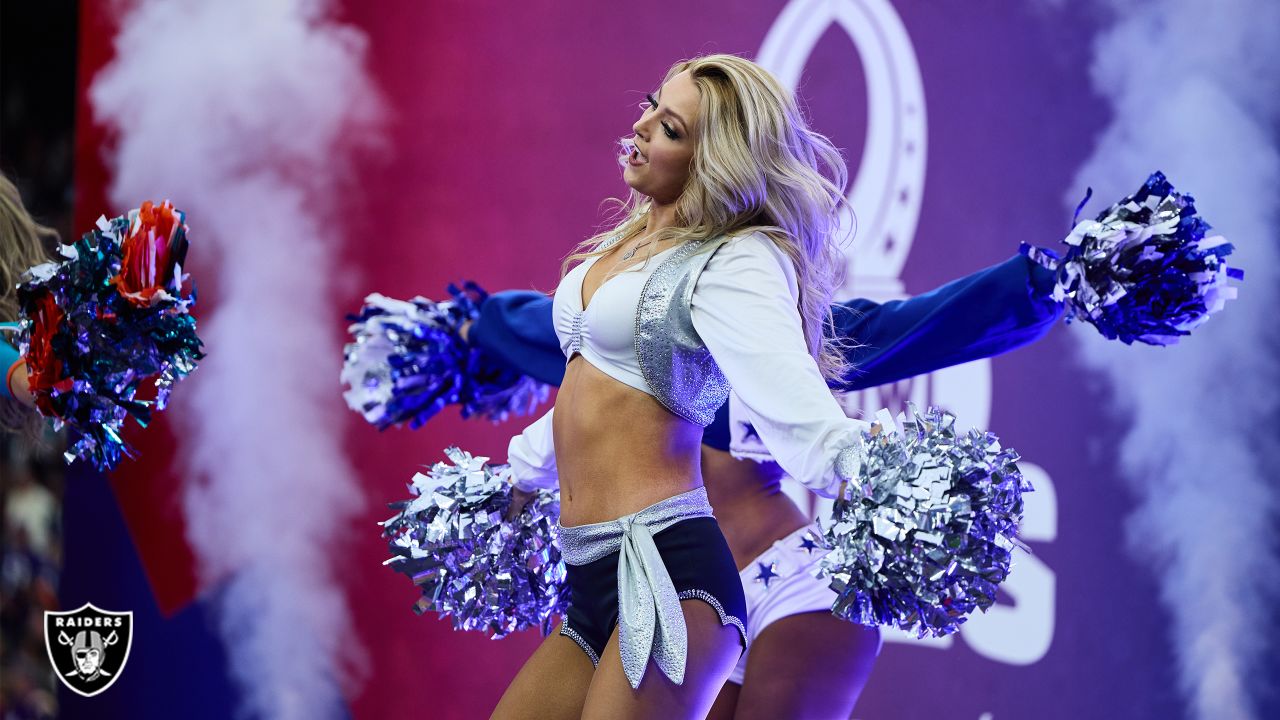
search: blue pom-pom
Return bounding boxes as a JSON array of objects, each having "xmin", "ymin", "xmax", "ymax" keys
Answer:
[
  {"xmin": 1021, "ymin": 171, "xmax": 1242, "ymax": 345},
  {"xmin": 342, "ymin": 283, "xmax": 549, "ymax": 429}
]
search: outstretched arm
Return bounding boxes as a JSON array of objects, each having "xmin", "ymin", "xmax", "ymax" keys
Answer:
[
  {"xmin": 690, "ymin": 233, "xmax": 870, "ymax": 497},
  {"xmin": 837, "ymin": 254, "xmax": 1060, "ymax": 391},
  {"xmin": 467, "ymin": 255, "xmax": 1061, "ymax": 395},
  {"xmin": 467, "ymin": 291, "xmax": 565, "ymax": 386},
  {"xmin": 722, "ymin": 254, "xmax": 1060, "ymax": 459}
]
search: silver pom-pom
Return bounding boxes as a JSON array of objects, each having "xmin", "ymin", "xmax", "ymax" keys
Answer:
[
  {"xmin": 381, "ymin": 447, "xmax": 568, "ymax": 637},
  {"xmin": 818, "ymin": 404, "xmax": 1031, "ymax": 638}
]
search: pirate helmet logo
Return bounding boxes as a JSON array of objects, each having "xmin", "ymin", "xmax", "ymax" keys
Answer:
[{"xmin": 44, "ymin": 603, "xmax": 133, "ymax": 697}]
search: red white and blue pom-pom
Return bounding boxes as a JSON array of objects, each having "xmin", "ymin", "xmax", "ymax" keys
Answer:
[
  {"xmin": 342, "ymin": 284, "xmax": 549, "ymax": 429},
  {"xmin": 818, "ymin": 404, "xmax": 1031, "ymax": 638},
  {"xmin": 381, "ymin": 447, "xmax": 568, "ymax": 637},
  {"xmin": 15, "ymin": 202, "xmax": 204, "ymax": 471},
  {"xmin": 1021, "ymin": 171, "xmax": 1243, "ymax": 345}
]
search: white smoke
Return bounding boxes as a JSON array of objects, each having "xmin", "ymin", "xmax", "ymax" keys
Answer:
[
  {"xmin": 1068, "ymin": 2, "xmax": 1280, "ymax": 718},
  {"xmin": 90, "ymin": 1, "xmax": 382, "ymax": 717}
]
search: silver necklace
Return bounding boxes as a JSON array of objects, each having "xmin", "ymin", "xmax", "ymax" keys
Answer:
[{"xmin": 620, "ymin": 239, "xmax": 655, "ymax": 261}]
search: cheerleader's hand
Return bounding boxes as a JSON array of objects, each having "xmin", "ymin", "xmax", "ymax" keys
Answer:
[
  {"xmin": 504, "ymin": 484, "xmax": 535, "ymax": 517},
  {"xmin": 506, "ymin": 483, "xmax": 537, "ymax": 521}
]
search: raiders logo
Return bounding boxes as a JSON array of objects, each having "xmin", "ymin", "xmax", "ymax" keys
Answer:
[{"xmin": 44, "ymin": 603, "xmax": 134, "ymax": 697}]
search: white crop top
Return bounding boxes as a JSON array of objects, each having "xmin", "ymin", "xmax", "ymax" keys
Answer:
[
  {"xmin": 508, "ymin": 232, "xmax": 873, "ymax": 498},
  {"xmin": 551, "ymin": 243, "xmax": 681, "ymax": 394}
]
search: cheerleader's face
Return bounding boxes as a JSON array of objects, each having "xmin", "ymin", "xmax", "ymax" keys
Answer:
[{"xmin": 623, "ymin": 70, "xmax": 699, "ymax": 205}]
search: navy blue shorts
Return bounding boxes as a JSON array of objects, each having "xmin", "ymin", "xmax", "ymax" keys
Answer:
[{"xmin": 558, "ymin": 516, "xmax": 748, "ymax": 666}]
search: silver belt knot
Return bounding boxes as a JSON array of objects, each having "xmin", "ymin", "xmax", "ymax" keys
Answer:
[{"xmin": 558, "ymin": 486, "xmax": 714, "ymax": 688}]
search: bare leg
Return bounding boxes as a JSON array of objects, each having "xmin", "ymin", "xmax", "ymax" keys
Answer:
[
  {"xmin": 733, "ymin": 612, "xmax": 880, "ymax": 720},
  {"xmin": 705, "ymin": 677, "xmax": 740, "ymax": 720},
  {"xmin": 490, "ymin": 623, "xmax": 597, "ymax": 720},
  {"xmin": 581, "ymin": 599, "xmax": 743, "ymax": 719}
]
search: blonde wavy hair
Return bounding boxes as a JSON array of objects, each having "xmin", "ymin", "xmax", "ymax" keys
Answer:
[
  {"xmin": 0, "ymin": 173, "xmax": 58, "ymax": 436},
  {"xmin": 563, "ymin": 54, "xmax": 852, "ymax": 382}
]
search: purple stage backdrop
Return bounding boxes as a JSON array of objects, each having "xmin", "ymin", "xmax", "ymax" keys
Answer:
[{"xmin": 75, "ymin": 1, "xmax": 1276, "ymax": 718}]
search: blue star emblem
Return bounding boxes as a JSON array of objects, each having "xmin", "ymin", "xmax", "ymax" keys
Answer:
[
  {"xmin": 798, "ymin": 534, "xmax": 822, "ymax": 555},
  {"xmin": 754, "ymin": 561, "xmax": 779, "ymax": 588},
  {"xmin": 740, "ymin": 422, "xmax": 760, "ymax": 441}
]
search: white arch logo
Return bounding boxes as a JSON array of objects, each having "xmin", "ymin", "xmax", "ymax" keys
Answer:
[
  {"xmin": 756, "ymin": 0, "xmax": 1055, "ymax": 666},
  {"xmin": 757, "ymin": 0, "xmax": 925, "ymax": 303}
]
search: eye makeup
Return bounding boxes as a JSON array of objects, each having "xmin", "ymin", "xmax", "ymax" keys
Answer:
[{"xmin": 643, "ymin": 92, "xmax": 679, "ymax": 139}]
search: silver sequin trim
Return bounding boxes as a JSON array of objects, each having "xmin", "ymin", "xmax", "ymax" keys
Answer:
[
  {"xmin": 568, "ymin": 311, "xmax": 584, "ymax": 355},
  {"xmin": 634, "ymin": 237, "xmax": 732, "ymax": 426},
  {"xmin": 677, "ymin": 588, "xmax": 748, "ymax": 648},
  {"xmin": 835, "ymin": 442, "xmax": 865, "ymax": 482},
  {"xmin": 559, "ymin": 623, "xmax": 600, "ymax": 666}
]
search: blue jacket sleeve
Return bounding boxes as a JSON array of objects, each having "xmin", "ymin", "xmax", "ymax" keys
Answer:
[
  {"xmin": 836, "ymin": 254, "xmax": 1060, "ymax": 390},
  {"xmin": 467, "ymin": 254, "xmax": 1059, "ymax": 431},
  {"xmin": 468, "ymin": 290, "xmax": 565, "ymax": 386}
]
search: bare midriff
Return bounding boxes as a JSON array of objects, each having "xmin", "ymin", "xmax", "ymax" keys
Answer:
[
  {"xmin": 554, "ymin": 354, "xmax": 811, "ymax": 567},
  {"xmin": 552, "ymin": 354, "xmax": 705, "ymax": 527}
]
